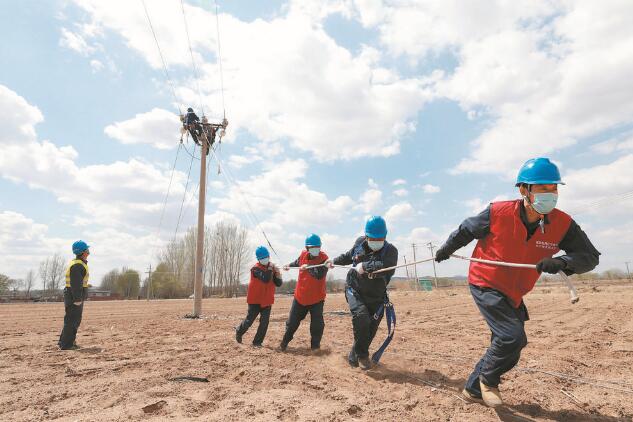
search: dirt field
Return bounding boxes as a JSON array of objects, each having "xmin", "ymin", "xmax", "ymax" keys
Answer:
[{"xmin": 1, "ymin": 282, "xmax": 633, "ymax": 421}]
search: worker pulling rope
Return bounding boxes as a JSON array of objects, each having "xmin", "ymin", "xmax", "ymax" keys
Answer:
[{"xmin": 450, "ymin": 254, "xmax": 579, "ymax": 304}]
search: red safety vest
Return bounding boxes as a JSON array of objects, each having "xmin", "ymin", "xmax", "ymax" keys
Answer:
[
  {"xmin": 294, "ymin": 250, "xmax": 329, "ymax": 306},
  {"xmin": 246, "ymin": 263, "xmax": 277, "ymax": 307},
  {"xmin": 469, "ymin": 200, "xmax": 572, "ymax": 308}
]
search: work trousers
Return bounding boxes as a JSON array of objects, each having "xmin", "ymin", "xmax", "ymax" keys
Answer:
[
  {"xmin": 281, "ymin": 299, "xmax": 325, "ymax": 349},
  {"xmin": 236, "ymin": 304, "xmax": 272, "ymax": 345},
  {"xmin": 345, "ymin": 288, "xmax": 383, "ymax": 362},
  {"xmin": 465, "ymin": 284, "xmax": 529, "ymax": 396},
  {"xmin": 58, "ymin": 289, "xmax": 84, "ymax": 350}
]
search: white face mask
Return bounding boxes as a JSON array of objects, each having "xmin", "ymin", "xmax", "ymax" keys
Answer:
[
  {"xmin": 308, "ymin": 247, "xmax": 320, "ymax": 257},
  {"xmin": 367, "ymin": 240, "xmax": 384, "ymax": 251},
  {"xmin": 259, "ymin": 258, "xmax": 269, "ymax": 266}
]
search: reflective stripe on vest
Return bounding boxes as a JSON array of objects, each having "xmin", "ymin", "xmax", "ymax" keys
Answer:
[
  {"xmin": 65, "ymin": 259, "xmax": 89, "ymax": 288},
  {"xmin": 468, "ymin": 200, "xmax": 571, "ymax": 307}
]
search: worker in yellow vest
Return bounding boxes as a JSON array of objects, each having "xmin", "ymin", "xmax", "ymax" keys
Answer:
[{"xmin": 58, "ymin": 240, "xmax": 90, "ymax": 350}]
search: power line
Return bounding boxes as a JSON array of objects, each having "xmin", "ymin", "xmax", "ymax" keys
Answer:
[
  {"xmin": 214, "ymin": 0, "xmax": 226, "ymax": 119},
  {"xmin": 209, "ymin": 148, "xmax": 281, "ymax": 259},
  {"xmin": 141, "ymin": 0, "xmax": 183, "ymax": 115},
  {"xmin": 180, "ymin": 0, "xmax": 205, "ymax": 115},
  {"xmin": 173, "ymin": 144, "xmax": 198, "ymax": 241},
  {"xmin": 154, "ymin": 143, "xmax": 183, "ymax": 243}
]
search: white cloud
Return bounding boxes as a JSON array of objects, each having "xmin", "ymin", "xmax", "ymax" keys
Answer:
[
  {"xmin": 385, "ymin": 201, "xmax": 414, "ymax": 221},
  {"xmin": 462, "ymin": 195, "xmax": 509, "ymax": 214},
  {"xmin": 431, "ymin": 2, "xmax": 633, "ymax": 176},
  {"xmin": 392, "ymin": 178, "xmax": 406, "ymax": 186},
  {"xmin": 422, "ymin": 183, "xmax": 440, "ymax": 193},
  {"xmin": 59, "ymin": 27, "xmax": 96, "ymax": 55},
  {"xmin": 359, "ymin": 188, "xmax": 382, "ymax": 213},
  {"xmin": 393, "ymin": 188, "xmax": 408, "ymax": 197},
  {"xmin": 104, "ymin": 108, "xmax": 182, "ymax": 150},
  {"xmin": 558, "ymin": 154, "xmax": 633, "ymax": 217},
  {"xmin": 68, "ymin": 0, "xmax": 434, "ymax": 161},
  {"xmin": 591, "ymin": 133, "xmax": 633, "ymax": 155},
  {"xmin": 90, "ymin": 59, "xmax": 104, "ymax": 72},
  {"xmin": 228, "ymin": 154, "xmax": 262, "ymax": 169}
]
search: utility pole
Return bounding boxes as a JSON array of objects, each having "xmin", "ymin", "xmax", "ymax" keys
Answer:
[
  {"xmin": 427, "ymin": 242, "xmax": 438, "ymax": 288},
  {"xmin": 626, "ymin": 262, "xmax": 632, "ymax": 282},
  {"xmin": 146, "ymin": 264, "xmax": 152, "ymax": 301},
  {"xmin": 403, "ymin": 255, "xmax": 417, "ymax": 291},
  {"xmin": 191, "ymin": 116, "xmax": 228, "ymax": 318},
  {"xmin": 411, "ymin": 243, "xmax": 419, "ymax": 288}
]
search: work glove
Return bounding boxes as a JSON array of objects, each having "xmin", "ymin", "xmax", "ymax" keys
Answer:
[
  {"xmin": 435, "ymin": 246, "xmax": 451, "ymax": 263},
  {"xmin": 354, "ymin": 263, "xmax": 366, "ymax": 275},
  {"xmin": 282, "ymin": 265, "xmax": 290, "ymax": 271},
  {"xmin": 325, "ymin": 259, "xmax": 334, "ymax": 269},
  {"xmin": 536, "ymin": 257, "xmax": 566, "ymax": 274},
  {"xmin": 300, "ymin": 264, "xmax": 308, "ymax": 271},
  {"xmin": 73, "ymin": 301, "xmax": 82, "ymax": 306}
]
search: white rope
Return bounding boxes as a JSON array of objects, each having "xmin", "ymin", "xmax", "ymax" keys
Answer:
[
  {"xmin": 370, "ymin": 257, "xmax": 436, "ymax": 275},
  {"xmin": 451, "ymin": 254, "xmax": 579, "ymax": 304},
  {"xmin": 283, "ymin": 263, "xmax": 349, "ymax": 271}
]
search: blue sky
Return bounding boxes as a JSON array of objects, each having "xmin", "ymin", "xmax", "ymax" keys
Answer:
[{"xmin": 1, "ymin": 0, "xmax": 632, "ymax": 285}]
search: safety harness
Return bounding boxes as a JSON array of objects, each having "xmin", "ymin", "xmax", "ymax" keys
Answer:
[{"xmin": 371, "ymin": 295, "xmax": 396, "ymax": 364}]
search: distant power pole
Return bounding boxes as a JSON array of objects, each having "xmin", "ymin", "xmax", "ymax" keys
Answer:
[
  {"xmin": 626, "ymin": 262, "xmax": 632, "ymax": 282},
  {"xmin": 411, "ymin": 244, "xmax": 419, "ymax": 287},
  {"xmin": 427, "ymin": 242, "xmax": 438, "ymax": 288},
  {"xmin": 146, "ymin": 264, "xmax": 152, "ymax": 301},
  {"xmin": 403, "ymin": 255, "xmax": 417, "ymax": 291}
]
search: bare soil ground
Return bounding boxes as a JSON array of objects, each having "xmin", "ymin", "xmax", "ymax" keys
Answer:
[{"xmin": 1, "ymin": 283, "xmax": 633, "ymax": 421}]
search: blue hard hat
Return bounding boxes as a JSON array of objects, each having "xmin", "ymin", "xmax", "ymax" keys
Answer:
[
  {"xmin": 305, "ymin": 233, "xmax": 322, "ymax": 247},
  {"xmin": 72, "ymin": 240, "xmax": 90, "ymax": 255},
  {"xmin": 255, "ymin": 246, "xmax": 270, "ymax": 260},
  {"xmin": 516, "ymin": 158, "xmax": 565, "ymax": 186},
  {"xmin": 365, "ymin": 216, "xmax": 387, "ymax": 238}
]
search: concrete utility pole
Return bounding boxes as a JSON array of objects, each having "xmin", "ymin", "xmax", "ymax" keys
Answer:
[
  {"xmin": 191, "ymin": 117, "xmax": 228, "ymax": 318},
  {"xmin": 146, "ymin": 264, "xmax": 152, "ymax": 301},
  {"xmin": 626, "ymin": 262, "xmax": 632, "ymax": 282},
  {"xmin": 427, "ymin": 242, "xmax": 439, "ymax": 288}
]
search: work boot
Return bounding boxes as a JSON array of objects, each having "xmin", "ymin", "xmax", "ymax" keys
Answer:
[
  {"xmin": 252, "ymin": 343, "xmax": 263, "ymax": 348},
  {"xmin": 348, "ymin": 350, "xmax": 359, "ymax": 368},
  {"xmin": 480, "ymin": 379, "xmax": 503, "ymax": 408},
  {"xmin": 235, "ymin": 328, "xmax": 242, "ymax": 344},
  {"xmin": 461, "ymin": 389, "xmax": 484, "ymax": 404},
  {"xmin": 280, "ymin": 341, "xmax": 288, "ymax": 352},
  {"xmin": 311, "ymin": 344, "xmax": 320, "ymax": 351},
  {"xmin": 359, "ymin": 357, "xmax": 373, "ymax": 370}
]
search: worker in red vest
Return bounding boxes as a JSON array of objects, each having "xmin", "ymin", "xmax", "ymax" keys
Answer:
[
  {"xmin": 235, "ymin": 246, "xmax": 282, "ymax": 347},
  {"xmin": 435, "ymin": 158, "xmax": 600, "ymax": 407},
  {"xmin": 280, "ymin": 234, "xmax": 329, "ymax": 351}
]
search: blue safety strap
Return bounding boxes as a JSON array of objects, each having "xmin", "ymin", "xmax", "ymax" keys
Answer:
[{"xmin": 371, "ymin": 296, "xmax": 396, "ymax": 364}]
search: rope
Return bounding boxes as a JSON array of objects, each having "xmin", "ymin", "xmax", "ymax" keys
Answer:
[
  {"xmin": 283, "ymin": 264, "xmax": 349, "ymax": 270},
  {"xmin": 180, "ymin": 0, "xmax": 205, "ymax": 116},
  {"xmin": 370, "ymin": 257, "xmax": 436, "ymax": 275},
  {"xmin": 208, "ymin": 148, "xmax": 281, "ymax": 259},
  {"xmin": 451, "ymin": 254, "xmax": 579, "ymax": 303},
  {"xmin": 140, "ymin": 0, "xmax": 183, "ymax": 115},
  {"xmin": 214, "ymin": 0, "xmax": 226, "ymax": 119}
]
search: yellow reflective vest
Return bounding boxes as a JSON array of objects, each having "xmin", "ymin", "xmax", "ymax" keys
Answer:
[{"xmin": 65, "ymin": 259, "xmax": 89, "ymax": 288}]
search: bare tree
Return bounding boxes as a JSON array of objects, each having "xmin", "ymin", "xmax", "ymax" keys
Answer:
[
  {"xmin": 24, "ymin": 270, "xmax": 35, "ymax": 298},
  {"xmin": 39, "ymin": 253, "xmax": 66, "ymax": 293}
]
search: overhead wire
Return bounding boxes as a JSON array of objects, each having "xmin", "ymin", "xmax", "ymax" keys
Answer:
[
  {"xmin": 208, "ymin": 148, "xmax": 281, "ymax": 259},
  {"xmin": 141, "ymin": 0, "xmax": 183, "ymax": 115},
  {"xmin": 214, "ymin": 0, "xmax": 226, "ymax": 119},
  {"xmin": 180, "ymin": 0, "xmax": 205, "ymax": 116},
  {"xmin": 173, "ymin": 144, "xmax": 198, "ymax": 241}
]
